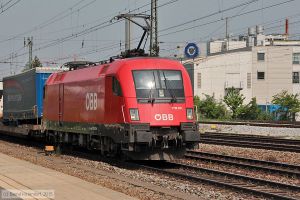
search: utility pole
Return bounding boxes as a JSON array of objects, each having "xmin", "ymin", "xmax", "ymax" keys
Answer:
[
  {"xmin": 225, "ymin": 17, "xmax": 229, "ymax": 39},
  {"xmin": 225, "ymin": 17, "xmax": 229, "ymax": 51},
  {"xmin": 113, "ymin": 0, "xmax": 159, "ymax": 57},
  {"xmin": 125, "ymin": 17, "xmax": 132, "ymax": 51},
  {"xmin": 24, "ymin": 37, "xmax": 33, "ymax": 68},
  {"xmin": 10, "ymin": 53, "xmax": 13, "ymax": 75},
  {"xmin": 150, "ymin": 0, "xmax": 159, "ymax": 56}
]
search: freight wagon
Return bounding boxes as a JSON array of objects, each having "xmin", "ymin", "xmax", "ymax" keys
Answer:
[{"xmin": 2, "ymin": 67, "xmax": 64, "ymax": 126}]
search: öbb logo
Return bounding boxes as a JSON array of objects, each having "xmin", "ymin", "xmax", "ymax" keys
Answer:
[
  {"xmin": 86, "ymin": 93, "xmax": 97, "ymax": 111},
  {"xmin": 154, "ymin": 114, "xmax": 174, "ymax": 121}
]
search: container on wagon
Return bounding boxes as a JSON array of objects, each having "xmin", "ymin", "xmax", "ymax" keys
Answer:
[{"xmin": 2, "ymin": 67, "xmax": 65, "ymax": 124}]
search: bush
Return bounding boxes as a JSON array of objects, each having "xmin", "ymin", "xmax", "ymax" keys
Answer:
[
  {"xmin": 257, "ymin": 111, "xmax": 274, "ymax": 121},
  {"xmin": 236, "ymin": 98, "xmax": 261, "ymax": 120},
  {"xmin": 194, "ymin": 90, "xmax": 292, "ymax": 122},
  {"xmin": 223, "ymin": 88, "xmax": 245, "ymax": 119},
  {"xmin": 272, "ymin": 90, "xmax": 300, "ymax": 121},
  {"xmin": 194, "ymin": 95, "xmax": 229, "ymax": 120}
]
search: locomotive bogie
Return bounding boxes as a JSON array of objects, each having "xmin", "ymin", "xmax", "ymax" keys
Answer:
[{"xmin": 42, "ymin": 119, "xmax": 199, "ymax": 160}]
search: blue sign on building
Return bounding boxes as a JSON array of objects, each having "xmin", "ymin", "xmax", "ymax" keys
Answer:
[{"xmin": 184, "ymin": 43, "xmax": 199, "ymax": 59}]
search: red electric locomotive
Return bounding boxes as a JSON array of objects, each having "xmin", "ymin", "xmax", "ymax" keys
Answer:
[{"xmin": 43, "ymin": 57, "xmax": 200, "ymax": 160}]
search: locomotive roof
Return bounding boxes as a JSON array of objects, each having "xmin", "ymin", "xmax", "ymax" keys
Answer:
[{"xmin": 46, "ymin": 57, "xmax": 184, "ymax": 85}]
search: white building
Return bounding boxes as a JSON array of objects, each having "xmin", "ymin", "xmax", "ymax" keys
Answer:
[{"xmin": 183, "ymin": 25, "xmax": 300, "ymax": 115}]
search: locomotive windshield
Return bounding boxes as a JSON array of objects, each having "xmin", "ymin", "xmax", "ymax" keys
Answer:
[{"xmin": 133, "ymin": 70, "xmax": 185, "ymax": 103}]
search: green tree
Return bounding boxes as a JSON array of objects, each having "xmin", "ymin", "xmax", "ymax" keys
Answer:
[
  {"xmin": 22, "ymin": 56, "xmax": 42, "ymax": 72},
  {"xmin": 32, "ymin": 56, "xmax": 42, "ymax": 68},
  {"xmin": 194, "ymin": 95, "xmax": 228, "ymax": 120},
  {"xmin": 272, "ymin": 90, "xmax": 300, "ymax": 121},
  {"xmin": 223, "ymin": 88, "xmax": 245, "ymax": 119},
  {"xmin": 194, "ymin": 96, "xmax": 201, "ymax": 109},
  {"xmin": 257, "ymin": 111, "xmax": 274, "ymax": 121},
  {"xmin": 236, "ymin": 97, "xmax": 261, "ymax": 120}
]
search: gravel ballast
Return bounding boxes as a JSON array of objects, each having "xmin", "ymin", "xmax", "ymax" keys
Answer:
[
  {"xmin": 199, "ymin": 123, "xmax": 300, "ymax": 139},
  {"xmin": 0, "ymin": 139, "xmax": 258, "ymax": 200},
  {"xmin": 198, "ymin": 144, "xmax": 300, "ymax": 165}
]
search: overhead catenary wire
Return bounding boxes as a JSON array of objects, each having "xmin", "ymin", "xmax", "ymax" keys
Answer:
[
  {"xmin": 1, "ymin": 0, "xmax": 15, "ymax": 9},
  {"xmin": 0, "ymin": 0, "xmax": 151, "ymax": 45},
  {"xmin": 158, "ymin": 0, "xmax": 296, "ymax": 38},
  {"xmin": 159, "ymin": 0, "xmax": 259, "ymax": 33},
  {"xmin": 81, "ymin": 0, "xmax": 295, "ymax": 60},
  {"xmin": 0, "ymin": 0, "xmax": 154, "ymax": 56},
  {"xmin": 0, "ymin": 0, "xmax": 178, "ymax": 63},
  {"xmin": 0, "ymin": 0, "xmax": 93, "ymax": 44},
  {"xmin": 0, "ymin": 0, "xmax": 21, "ymax": 15},
  {"xmin": 202, "ymin": 11, "xmax": 300, "ymax": 42},
  {"xmin": 56, "ymin": 0, "xmax": 259, "ymax": 61},
  {"xmin": 32, "ymin": 0, "xmax": 296, "ymax": 64},
  {"xmin": 200, "ymin": 0, "xmax": 258, "ymax": 43},
  {"xmin": 0, "ymin": 0, "xmax": 155, "ymax": 72},
  {"xmin": 98, "ymin": 0, "xmax": 296, "ymax": 59},
  {"xmin": 3, "ymin": 0, "xmax": 256, "ymax": 64},
  {"xmin": 158, "ymin": 10, "xmax": 300, "ymax": 47},
  {"xmin": 34, "ymin": 0, "xmax": 177, "ymax": 51}
]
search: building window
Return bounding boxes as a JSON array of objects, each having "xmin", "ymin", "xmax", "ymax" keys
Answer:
[
  {"xmin": 247, "ymin": 73, "xmax": 251, "ymax": 88},
  {"xmin": 293, "ymin": 53, "xmax": 300, "ymax": 64},
  {"xmin": 197, "ymin": 73, "xmax": 201, "ymax": 88},
  {"xmin": 257, "ymin": 52, "xmax": 265, "ymax": 61},
  {"xmin": 257, "ymin": 72, "xmax": 265, "ymax": 80},
  {"xmin": 293, "ymin": 72, "xmax": 299, "ymax": 83}
]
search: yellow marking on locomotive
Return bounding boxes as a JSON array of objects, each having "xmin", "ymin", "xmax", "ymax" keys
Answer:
[{"xmin": 45, "ymin": 146, "xmax": 54, "ymax": 152}]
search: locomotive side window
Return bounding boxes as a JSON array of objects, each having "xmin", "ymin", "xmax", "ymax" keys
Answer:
[{"xmin": 112, "ymin": 77, "xmax": 122, "ymax": 96}]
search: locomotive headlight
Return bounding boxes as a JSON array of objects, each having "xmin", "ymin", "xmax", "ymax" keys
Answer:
[
  {"xmin": 186, "ymin": 108, "xmax": 194, "ymax": 120},
  {"xmin": 130, "ymin": 108, "xmax": 140, "ymax": 121}
]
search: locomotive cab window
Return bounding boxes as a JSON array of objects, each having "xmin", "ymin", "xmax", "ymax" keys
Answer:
[
  {"xmin": 112, "ymin": 77, "xmax": 122, "ymax": 96},
  {"xmin": 133, "ymin": 70, "xmax": 185, "ymax": 103}
]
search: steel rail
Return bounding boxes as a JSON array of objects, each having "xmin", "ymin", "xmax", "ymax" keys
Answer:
[
  {"xmin": 199, "ymin": 121, "xmax": 300, "ymax": 128},
  {"xmin": 202, "ymin": 132, "xmax": 300, "ymax": 145},
  {"xmin": 185, "ymin": 151, "xmax": 300, "ymax": 177},
  {"xmin": 201, "ymin": 138, "xmax": 300, "ymax": 152},
  {"xmin": 136, "ymin": 161, "xmax": 300, "ymax": 200},
  {"xmin": 200, "ymin": 133, "xmax": 300, "ymax": 153}
]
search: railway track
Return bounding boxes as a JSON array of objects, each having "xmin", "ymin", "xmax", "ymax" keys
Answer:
[
  {"xmin": 136, "ymin": 161, "xmax": 300, "ymax": 200},
  {"xmin": 185, "ymin": 150, "xmax": 300, "ymax": 177},
  {"xmin": 2, "ymin": 130, "xmax": 300, "ymax": 199},
  {"xmin": 199, "ymin": 120, "xmax": 300, "ymax": 128},
  {"xmin": 200, "ymin": 132, "xmax": 300, "ymax": 153}
]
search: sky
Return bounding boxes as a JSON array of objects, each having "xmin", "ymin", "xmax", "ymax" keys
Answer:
[{"xmin": 0, "ymin": 0, "xmax": 300, "ymax": 78}]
